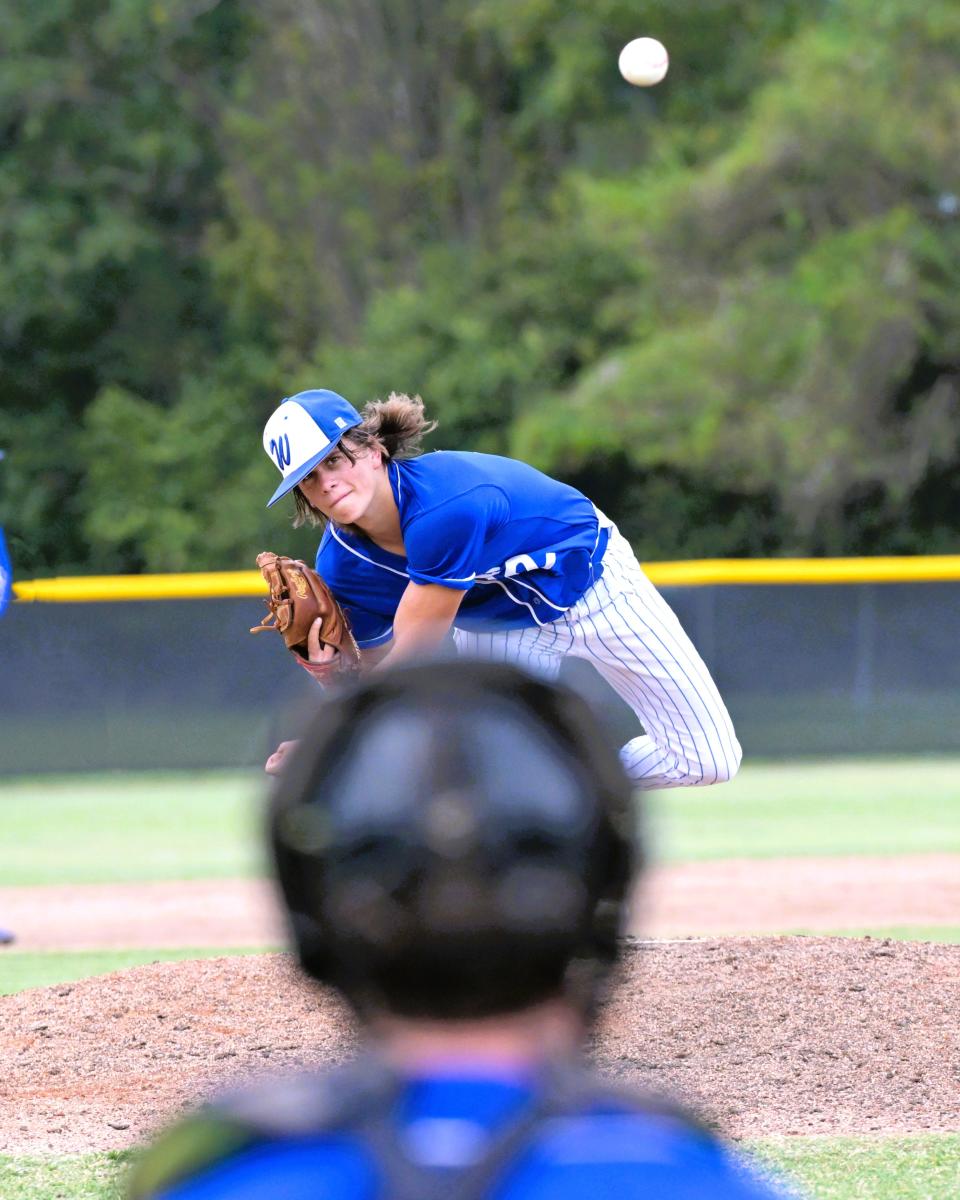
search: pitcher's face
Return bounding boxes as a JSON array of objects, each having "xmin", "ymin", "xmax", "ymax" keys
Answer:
[{"xmin": 298, "ymin": 442, "xmax": 385, "ymax": 527}]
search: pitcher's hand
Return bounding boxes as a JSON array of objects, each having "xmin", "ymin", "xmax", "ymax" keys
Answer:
[{"xmin": 265, "ymin": 739, "xmax": 300, "ymax": 776}]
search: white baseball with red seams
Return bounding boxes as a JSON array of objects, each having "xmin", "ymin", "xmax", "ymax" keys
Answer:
[{"xmin": 619, "ymin": 37, "xmax": 669, "ymax": 87}]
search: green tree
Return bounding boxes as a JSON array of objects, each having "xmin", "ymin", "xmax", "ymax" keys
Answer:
[
  {"xmin": 0, "ymin": 0, "xmax": 253, "ymax": 573},
  {"xmin": 518, "ymin": 0, "xmax": 960, "ymax": 552},
  {"xmin": 78, "ymin": 347, "xmax": 315, "ymax": 572},
  {"xmin": 5, "ymin": 0, "xmax": 958, "ymax": 575}
]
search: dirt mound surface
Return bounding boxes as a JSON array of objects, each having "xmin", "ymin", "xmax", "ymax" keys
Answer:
[{"xmin": 2, "ymin": 938, "xmax": 957, "ymax": 1156}]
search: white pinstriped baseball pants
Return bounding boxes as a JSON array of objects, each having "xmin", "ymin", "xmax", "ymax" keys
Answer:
[{"xmin": 453, "ymin": 524, "xmax": 742, "ymax": 789}]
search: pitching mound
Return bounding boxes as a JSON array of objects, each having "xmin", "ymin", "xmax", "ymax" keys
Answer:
[{"xmin": 2, "ymin": 937, "xmax": 958, "ymax": 1156}]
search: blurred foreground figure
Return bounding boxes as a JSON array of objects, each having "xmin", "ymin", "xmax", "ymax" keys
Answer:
[{"xmin": 130, "ymin": 662, "xmax": 787, "ymax": 1200}]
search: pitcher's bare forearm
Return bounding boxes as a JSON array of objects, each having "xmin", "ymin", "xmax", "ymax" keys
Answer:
[{"xmin": 374, "ymin": 581, "xmax": 465, "ymax": 671}]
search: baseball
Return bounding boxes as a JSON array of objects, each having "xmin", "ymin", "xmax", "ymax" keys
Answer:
[{"xmin": 618, "ymin": 37, "xmax": 669, "ymax": 87}]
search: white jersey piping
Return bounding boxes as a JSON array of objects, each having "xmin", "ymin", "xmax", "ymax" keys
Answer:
[{"xmin": 329, "ymin": 526, "xmax": 410, "ymax": 579}]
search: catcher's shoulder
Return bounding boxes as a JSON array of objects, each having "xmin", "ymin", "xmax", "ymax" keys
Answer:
[{"xmin": 127, "ymin": 1074, "xmax": 356, "ymax": 1198}]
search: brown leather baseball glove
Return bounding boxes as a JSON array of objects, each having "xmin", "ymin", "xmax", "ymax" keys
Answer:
[{"xmin": 250, "ymin": 551, "xmax": 361, "ymax": 684}]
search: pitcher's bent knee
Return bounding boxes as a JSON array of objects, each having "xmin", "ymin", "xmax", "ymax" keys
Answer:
[{"xmin": 702, "ymin": 736, "xmax": 742, "ymax": 786}]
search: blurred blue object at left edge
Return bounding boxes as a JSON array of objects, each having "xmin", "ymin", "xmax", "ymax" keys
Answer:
[{"xmin": 0, "ymin": 526, "xmax": 11, "ymax": 618}]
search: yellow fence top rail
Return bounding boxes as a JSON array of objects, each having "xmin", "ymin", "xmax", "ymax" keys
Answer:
[
  {"xmin": 10, "ymin": 554, "xmax": 960, "ymax": 601},
  {"xmin": 12, "ymin": 570, "xmax": 266, "ymax": 603},
  {"xmin": 646, "ymin": 555, "xmax": 960, "ymax": 587}
]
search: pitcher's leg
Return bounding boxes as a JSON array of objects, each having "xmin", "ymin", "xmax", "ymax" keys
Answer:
[
  {"xmin": 568, "ymin": 530, "xmax": 741, "ymax": 789},
  {"xmin": 452, "ymin": 624, "xmax": 567, "ymax": 681}
]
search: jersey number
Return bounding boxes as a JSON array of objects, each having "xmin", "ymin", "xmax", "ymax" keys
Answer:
[{"xmin": 504, "ymin": 551, "xmax": 557, "ymax": 578}]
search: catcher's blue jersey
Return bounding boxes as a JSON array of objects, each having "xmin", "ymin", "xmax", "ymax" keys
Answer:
[
  {"xmin": 316, "ymin": 451, "xmax": 609, "ymax": 648},
  {"xmin": 140, "ymin": 1072, "xmax": 790, "ymax": 1200}
]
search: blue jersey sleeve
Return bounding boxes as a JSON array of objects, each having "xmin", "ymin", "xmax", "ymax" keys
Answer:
[
  {"xmin": 404, "ymin": 486, "xmax": 507, "ymax": 590},
  {"xmin": 339, "ymin": 606, "xmax": 394, "ymax": 649},
  {"xmin": 314, "ymin": 532, "xmax": 398, "ymax": 649}
]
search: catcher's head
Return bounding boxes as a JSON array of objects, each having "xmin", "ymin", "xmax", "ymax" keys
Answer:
[{"xmin": 268, "ymin": 661, "xmax": 638, "ymax": 1020}]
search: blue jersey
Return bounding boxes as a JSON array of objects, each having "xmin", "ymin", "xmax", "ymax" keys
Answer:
[
  {"xmin": 0, "ymin": 525, "xmax": 11, "ymax": 618},
  {"xmin": 316, "ymin": 452, "xmax": 610, "ymax": 648},
  {"xmin": 136, "ymin": 1070, "xmax": 790, "ymax": 1200}
]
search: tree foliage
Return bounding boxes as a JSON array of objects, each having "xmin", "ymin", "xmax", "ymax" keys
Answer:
[
  {"xmin": 0, "ymin": 0, "xmax": 254, "ymax": 572},
  {"xmin": 1, "ymin": 0, "xmax": 957, "ymax": 573},
  {"xmin": 517, "ymin": 0, "xmax": 960, "ymax": 551}
]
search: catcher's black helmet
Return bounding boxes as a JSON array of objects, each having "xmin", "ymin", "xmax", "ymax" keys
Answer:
[{"xmin": 269, "ymin": 660, "xmax": 637, "ymax": 1019}]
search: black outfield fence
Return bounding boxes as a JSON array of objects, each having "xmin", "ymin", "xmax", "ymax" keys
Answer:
[{"xmin": 2, "ymin": 571, "xmax": 958, "ymax": 774}]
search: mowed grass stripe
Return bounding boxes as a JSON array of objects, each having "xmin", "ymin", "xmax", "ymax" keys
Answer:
[
  {"xmin": 4, "ymin": 928, "xmax": 959, "ymax": 997},
  {"xmin": 2, "ymin": 759, "xmax": 959, "ymax": 887},
  {"xmin": 776, "ymin": 926, "xmax": 960, "ymax": 944},
  {"xmin": 751, "ymin": 1133, "xmax": 960, "ymax": 1198},
  {"xmin": 651, "ymin": 758, "xmax": 960, "ymax": 863},
  {"xmin": 3, "ymin": 1135, "xmax": 959, "ymax": 1200},
  {"xmin": 0, "ymin": 1152, "xmax": 131, "ymax": 1200},
  {"xmin": 0, "ymin": 948, "xmax": 272, "ymax": 996},
  {"xmin": 2, "ymin": 772, "xmax": 264, "ymax": 885}
]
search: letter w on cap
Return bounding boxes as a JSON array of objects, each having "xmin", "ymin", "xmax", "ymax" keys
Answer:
[{"xmin": 270, "ymin": 434, "xmax": 292, "ymax": 470}]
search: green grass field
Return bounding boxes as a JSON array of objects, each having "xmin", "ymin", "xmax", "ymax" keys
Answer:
[
  {"xmin": 649, "ymin": 758, "xmax": 960, "ymax": 862},
  {"xmin": 4, "ymin": 757, "xmax": 959, "ymax": 887},
  {"xmin": 0, "ymin": 948, "xmax": 266, "ymax": 996},
  {"xmin": 2, "ymin": 1135, "xmax": 959, "ymax": 1200},
  {"xmin": 3, "ymin": 772, "xmax": 264, "ymax": 885},
  {"xmin": 2, "ymin": 758, "xmax": 958, "ymax": 1198},
  {"xmin": 750, "ymin": 1134, "xmax": 960, "ymax": 1198}
]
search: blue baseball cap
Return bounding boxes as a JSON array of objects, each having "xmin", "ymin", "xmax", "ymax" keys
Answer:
[{"xmin": 263, "ymin": 390, "xmax": 363, "ymax": 507}]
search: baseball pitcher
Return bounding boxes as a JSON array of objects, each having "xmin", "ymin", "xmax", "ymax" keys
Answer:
[{"xmin": 255, "ymin": 389, "xmax": 741, "ymax": 788}]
